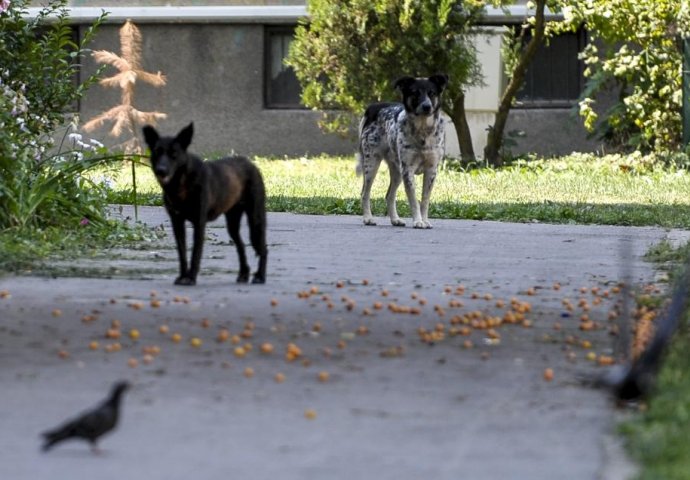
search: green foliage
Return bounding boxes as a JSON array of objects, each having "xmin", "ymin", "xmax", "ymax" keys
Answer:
[
  {"xmin": 286, "ymin": 0, "xmax": 485, "ymax": 136},
  {"xmin": 0, "ymin": 0, "xmax": 117, "ymax": 230},
  {"xmin": 561, "ymin": 0, "xmax": 690, "ymax": 152}
]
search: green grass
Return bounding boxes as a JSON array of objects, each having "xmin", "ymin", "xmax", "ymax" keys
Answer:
[
  {"xmin": 101, "ymin": 153, "xmax": 690, "ymax": 227},
  {"xmin": 619, "ymin": 237, "xmax": 690, "ymax": 480},
  {"xmin": 619, "ymin": 302, "xmax": 690, "ymax": 479},
  {"xmin": 0, "ymin": 221, "xmax": 162, "ymax": 275}
]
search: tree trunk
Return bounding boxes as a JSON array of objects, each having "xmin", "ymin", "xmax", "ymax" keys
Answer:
[
  {"xmin": 484, "ymin": 0, "xmax": 547, "ymax": 166},
  {"xmin": 449, "ymin": 91, "xmax": 475, "ymax": 162}
]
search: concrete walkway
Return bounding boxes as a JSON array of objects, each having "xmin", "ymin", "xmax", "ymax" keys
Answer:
[{"xmin": 1, "ymin": 206, "xmax": 685, "ymax": 480}]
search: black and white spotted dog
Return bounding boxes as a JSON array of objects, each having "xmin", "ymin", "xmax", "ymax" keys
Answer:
[{"xmin": 356, "ymin": 74, "xmax": 448, "ymax": 229}]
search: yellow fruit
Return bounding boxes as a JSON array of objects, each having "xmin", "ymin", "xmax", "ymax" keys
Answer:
[
  {"xmin": 51, "ymin": 309, "xmax": 62, "ymax": 317},
  {"xmin": 201, "ymin": 318, "xmax": 211, "ymax": 328},
  {"xmin": 231, "ymin": 335, "xmax": 241, "ymax": 345},
  {"xmin": 190, "ymin": 337, "xmax": 202, "ymax": 348},
  {"xmin": 317, "ymin": 371, "xmax": 330, "ymax": 382},
  {"xmin": 260, "ymin": 342, "xmax": 274, "ymax": 354},
  {"xmin": 270, "ymin": 298, "xmax": 278, "ymax": 307},
  {"xmin": 243, "ymin": 367, "xmax": 254, "ymax": 378},
  {"xmin": 586, "ymin": 351, "xmax": 597, "ymax": 361},
  {"xmin": 543, "ymin": 368, "xmax": 554, "ymax": 381},
  {"xmin": 171, "ymin": 333, "xmax": 183, "ymax": 343},
  {"xmin": 142, "ymin": 354, "xmax": 154, "ymax": 365},
  {"xmin": 274, "ymin": 373, "xmax": 286, "ymax": 383},
  {"xmin": 89, "ymin": 341, "xmax": 100, "ymax": 350},
  {"xmin": 129, "ymin": 329, "xmax": 140, "ymax": 340},
  {"xmin": 57, "ymin": 349, "xmax": 69, "ymax": 359},
  {"xmin": 159, "ymin": 325, "xmax": 170, "ymax": 334},
  {"xmin": 234, "ymin": 346, "xmax": 247, "ymax": 358},
  {"xmin": 304, "ymin": 409, "xmax": 317, "ymax": 420},
  {"xmin": 0, "ymin": 290, "xmax": 11, "ymax": 299},
  {"xmin": 150, "ymin": 299, "xmax": 161, "ymax": 308},
  {"xmin": 127, "ymin": 357, "xmax": 139, "ymax": 368}
]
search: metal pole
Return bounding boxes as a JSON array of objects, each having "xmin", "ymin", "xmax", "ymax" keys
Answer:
[{"xmin": 684, "ymin": 37, "xmax": 690, "ymax": 147}]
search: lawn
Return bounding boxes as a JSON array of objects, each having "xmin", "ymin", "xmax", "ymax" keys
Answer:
[{"xmin": 100, "ymin": 153, "xmax": 690, "ymax": 227}]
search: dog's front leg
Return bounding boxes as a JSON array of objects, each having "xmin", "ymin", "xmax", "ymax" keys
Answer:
[
  {"xmin": 420, "ymin": 167, "xmax": 437, "ymax": 229},
  {"xmin": 170, "ymin": 214, "xmax": 192, "ymax": 285},
  {"xmin": 401, "ymin": 168, "xmax": 424, "ymax": 229},
  {"xmin": 187, "ymin": 219, "xmax": 206, "ymax": 286}
]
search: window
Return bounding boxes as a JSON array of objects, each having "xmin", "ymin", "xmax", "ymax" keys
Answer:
[
  {"xmin": 514, "ymin": 28, "xmax": 587, "ymax": 108},
  {"xmin": 264, "ymin": 26, "xmax": 304, "ymax": 109}
]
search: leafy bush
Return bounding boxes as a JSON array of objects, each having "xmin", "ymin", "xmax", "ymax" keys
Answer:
[
  {"xmin": 0, "ymin": 0, "xmax": 115, "ymax": 230},
  {"xmin": 562, "ymin": 0, "xmax": 690, "ymax": 152}
]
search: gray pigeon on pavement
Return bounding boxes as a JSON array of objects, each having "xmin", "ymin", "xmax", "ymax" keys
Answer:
[{"xmin": 41, "ymin": 381, "xmax": 130, "ymax": 453}]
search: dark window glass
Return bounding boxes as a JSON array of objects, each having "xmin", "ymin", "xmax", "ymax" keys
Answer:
[
  {"xmin": 264, "ymin": 26, "xmax": 304, "ymax": 109},
  {"xmin": 515, "ymin": 28, "xmax": 586, "ymax": 108}
]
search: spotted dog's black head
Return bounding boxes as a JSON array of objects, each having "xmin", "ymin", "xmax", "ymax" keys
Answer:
[
  {"xmin": 142, "ymin": 123, "xmax": 194, "ymax": 186},
  {"xmin": 394, "ymin": 74, "xmax": 449, "ymax": 117}
]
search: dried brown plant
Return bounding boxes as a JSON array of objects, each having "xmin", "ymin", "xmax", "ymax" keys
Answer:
[{"xmin": 83, "ymin": 20, "xmax": 167, "ymax": 153}]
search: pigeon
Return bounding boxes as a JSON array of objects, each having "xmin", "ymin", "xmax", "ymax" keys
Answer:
[{"xmin": 41, "ymin": 380, "xmax": 130, "ymax": 453}]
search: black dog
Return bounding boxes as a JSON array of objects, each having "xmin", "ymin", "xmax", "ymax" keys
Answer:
[{"xmin": 143, "ymin": 123, "xmax": 267, "ymax": 285}]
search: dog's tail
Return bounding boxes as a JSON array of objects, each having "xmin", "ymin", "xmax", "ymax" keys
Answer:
[{"xmin": 355, "ymin": 115, "xmax": 366, "ymax": 177}]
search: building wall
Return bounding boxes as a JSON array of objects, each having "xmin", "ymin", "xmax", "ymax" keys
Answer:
[
  {"xmin": 76, "ymin": 15, "xmax": 602, "ymax": 159},
  {"xmin": 78, "ymin": 22, "xmax": 356, "ymax": 157}
]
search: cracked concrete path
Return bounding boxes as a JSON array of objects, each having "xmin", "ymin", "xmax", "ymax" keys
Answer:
[{"xmin": 2, "ymin": 206, "xmax": 686, "ymax": 480}]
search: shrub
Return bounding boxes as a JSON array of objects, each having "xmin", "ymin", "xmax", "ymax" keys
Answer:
[{"xmin": 0, "ymin": 0, "xmax": 115, "ymax": 230}]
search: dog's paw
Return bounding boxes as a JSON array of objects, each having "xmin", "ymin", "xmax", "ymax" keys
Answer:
[
  {"xmin": 413, "ymin": 220, "xmax": 431, "ymax": 229},
  {"xmin": 251, "ymin": 275, "xmax": 266, "ymax": 284},
  {"xmin": 236, "ymin": 274, "xmax": 249, "ymax": 283},
  {"xmin": 363, "ymin": 217, "xmax": 377, "ymax": 226},
  {"xmin": 174, "ymin": 276, "xmax": 196, "ymax": 286},
  {"xmin": 391, "ymin": 218, "xmax": 406, "ymax": 227}
]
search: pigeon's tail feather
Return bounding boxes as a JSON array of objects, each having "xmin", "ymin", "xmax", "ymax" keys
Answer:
[{"xmin": 41, "ymin": 427, "xmax": 71, "ymax": 451}]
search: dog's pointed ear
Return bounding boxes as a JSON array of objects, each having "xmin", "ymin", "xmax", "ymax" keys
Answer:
[
  {"xmin": 429, "ymin": 74, "xmax": 449, "ymax": 93},
  {"xmin": 176, "ymin": 122, "xmax": 194, "ymax": 151},
  {"xmin": 394, "ymin": 76, "xmax": 416, "ymax": 94},
  {"xmin": 142, "ymin": 125, "xmax": 159, "ymax": 151}
]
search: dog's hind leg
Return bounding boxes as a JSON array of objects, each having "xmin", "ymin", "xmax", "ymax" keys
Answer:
[
  {"xmin": 225, "ymin": 206, "xmax": 250, "ymax": 283},
  {"xmin": 359, "ymin": 152, "xmax": 381, "ymax": 226},
  {"xmin": 385, "ymin": 163, "xmax": 405, "ymax": 227}
]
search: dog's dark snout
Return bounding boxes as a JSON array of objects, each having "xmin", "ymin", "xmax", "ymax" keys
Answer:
[
  {"xmin": 421, "ymin": 102, "xmax": 432, "ymax": 114},
  {"xmin": 154, "ymin": 165, "xmax": 169, "ymax": 177}
]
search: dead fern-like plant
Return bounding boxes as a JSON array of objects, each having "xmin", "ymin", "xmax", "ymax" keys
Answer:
[
  {"xmin": 83, "ymin": 19, "xmax": 167, "ymax": 217},
  {"xmin": 83, "ymin": 19, "xmax": 166, "ymax": 151}
]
